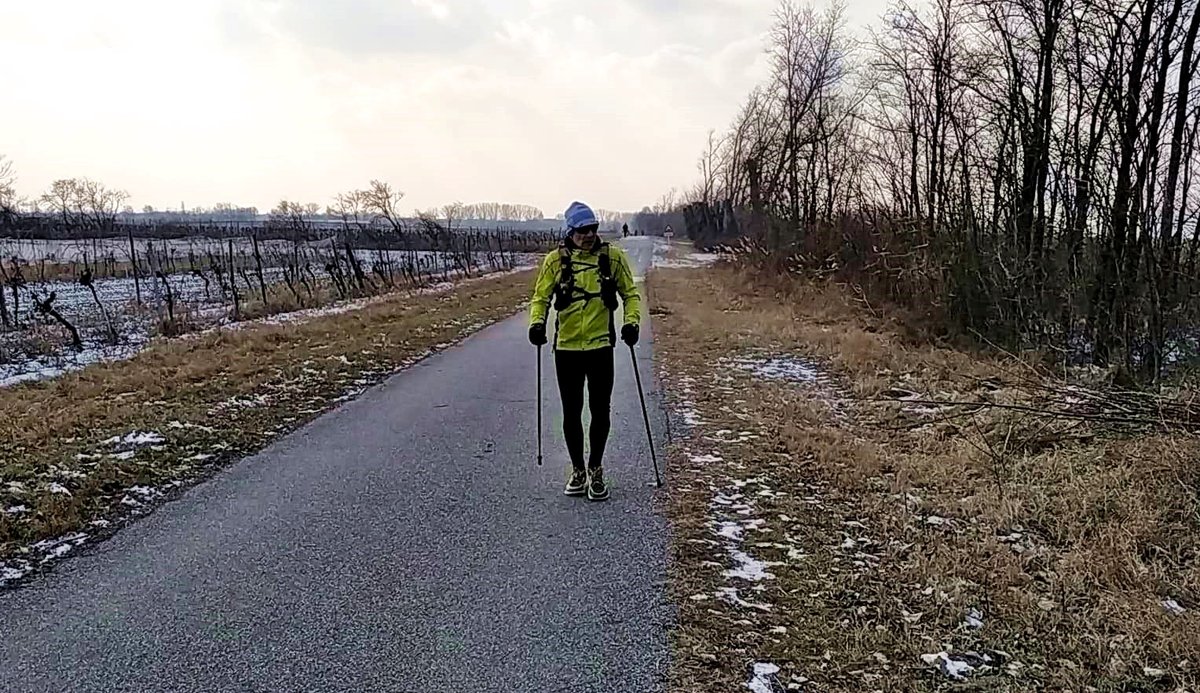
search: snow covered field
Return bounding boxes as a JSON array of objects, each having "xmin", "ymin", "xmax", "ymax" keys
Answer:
[{"xmin": 1, "ymin": 251, "xmax": 539, "ymax": 388}]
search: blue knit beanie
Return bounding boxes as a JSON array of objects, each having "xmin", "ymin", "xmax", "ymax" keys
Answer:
[{"xmin": 563, "ymin": 201, "xmax": 599, "ymax": 232}]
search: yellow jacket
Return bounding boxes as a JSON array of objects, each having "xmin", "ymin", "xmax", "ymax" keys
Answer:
[{"xmin": 529, "ymin": 241, "xmax": 642, "ymax": 351}]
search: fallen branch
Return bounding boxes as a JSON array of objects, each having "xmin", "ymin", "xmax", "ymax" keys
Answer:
[{"xmin": 868, "ymin": 395, "xmax": 1199, "ymax": 432}]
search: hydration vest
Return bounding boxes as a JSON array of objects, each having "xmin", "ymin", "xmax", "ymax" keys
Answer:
[{"xmin": 553, "ymin": 242, "xmax": 619, "ymax": 314}]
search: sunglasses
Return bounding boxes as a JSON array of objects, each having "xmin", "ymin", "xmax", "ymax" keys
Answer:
[{"xmin": 573, "ymin": 226, "xmax": 599, "ymax": 236}]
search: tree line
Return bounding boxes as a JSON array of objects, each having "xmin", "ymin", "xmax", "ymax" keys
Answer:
[
  {"xmin": 0, "ymin": 160, "xmax": 556, "ymax": 235},
  {"xmin": 672, "ymin": 0, "xmax": 1200, "ymax": 382}
]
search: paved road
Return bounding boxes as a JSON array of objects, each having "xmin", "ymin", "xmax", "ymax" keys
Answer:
[{"xmin": 0, "ymin": 238, "xmax": 672, "ymax": 692}]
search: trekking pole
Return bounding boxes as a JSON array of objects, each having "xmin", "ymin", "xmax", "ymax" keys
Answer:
[
  {"xmin": 628, "ymin": 344, "xmax": 662, "ymax": 487},
  {"xmin": 536, "ymin": 344, "xmax": 543, "ymax": 466}
]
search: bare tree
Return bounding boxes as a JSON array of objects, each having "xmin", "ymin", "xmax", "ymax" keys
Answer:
[
  {"xmin": 662, "ymin": 0, "xmax": 1200, "ymax": 383},
  {"xmin": 0, "ymin": 155, "xmax": 16, "ymax": 208}
]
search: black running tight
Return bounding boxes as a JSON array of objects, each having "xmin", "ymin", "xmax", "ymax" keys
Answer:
[{"xmin": 554, "ymin": 347, "xmax": 614, "ymax": 471}]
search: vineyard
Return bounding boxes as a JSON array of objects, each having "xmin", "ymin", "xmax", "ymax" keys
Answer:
[{"xmin": 0, "ymin": 223, "xmax": 554, "ymax": 387}]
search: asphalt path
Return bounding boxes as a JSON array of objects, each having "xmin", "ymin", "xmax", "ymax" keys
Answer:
[{"xmin": 0, "ymin": 237, "xmax": 672, "ymax": 692}]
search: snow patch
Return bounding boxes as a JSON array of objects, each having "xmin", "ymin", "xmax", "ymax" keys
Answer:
[
  {"xmin": 211, "ymin": 393, "xmax": 270, "ymax": 412},
  {"xmin": 731, "ymin": 355, "xmax": 825, "ymax": 384},
  {"xmin": 31, "ymin": 532, "xmax": 89, "ymax": 564},
  {"xmin": 0, "ymin": 342, "xmax": 143, "ymax": 389},
  {"xmin": 921, "ymin": 651, "xmax": 1005, "ymax": 680},
  {"xmin": 44, "ymin": 543, "xmax": 74, "ymax": 559},
  {"xmin": 746, "ymin": 662, "xmax": 782, "ymax": 693},
  {"xmin": 2, "ymin": 563, "xmax": 31, "ymax": 582},
  {"xmin": 721, "ymin": 352, "xmax": 851, "ymax": 422},
  {"xmin": 105, "ymin": 431, "xmax": 165, "ymax": 448},
  {"xmin": 725, "ymin": 550, "xmax": 778, "ymax": 582},
  {"xmin": 716, "ymin": 587, "xmax": 773, "ymax": 611},
  {"xmin": 704, "ymin": 429, "xmax": 759, "ymax": 444},
  {"xmin": 1163, "ymin": 599, "xmax": 1186, "ymax": 616},
  {"xmin": 651, "ymin": 240, "xmax": 722, "ymax": 269},
  {"xmin": 167, "ymin": 420, "xmax": 214, "ymax": 433},
  {"xmin": 102, "ymin": 430, "xmax": 167, "ymax": 459},
  {"xmin": 922, "ymin": 653, "xmax": 975, "ymax": 680},
  {"xmin": 716, "ymin": 522, "xmax": 744, "ymax": 542}
]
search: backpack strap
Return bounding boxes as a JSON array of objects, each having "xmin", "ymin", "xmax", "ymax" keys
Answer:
[
  {"xmin": 597, "ymin": 244, "xmax": 611, "ymax": 278},
  {"xmin": 553, "ymin": 244, "xmax": 575, "ymax": 311},
  {"xmin": 597, "ymin": 244, "xmax": 618, "ymax": 312},
  {"xmin": 553, "ymin": 242, "xmax": 618, "ymax": 313}
]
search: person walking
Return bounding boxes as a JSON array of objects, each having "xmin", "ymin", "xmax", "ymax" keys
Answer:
[{"xmin": 528, "ymin": 201, "xmax": 642, "ymax": 501}]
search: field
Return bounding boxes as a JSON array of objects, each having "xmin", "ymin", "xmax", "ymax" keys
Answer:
[
  {"xmin": 0, "ymin": 230, "xmax": 549, "ymax": 387},
  {"xmin": 648, "ymin": 258, "xmax": 1198, "ymax": 691}
]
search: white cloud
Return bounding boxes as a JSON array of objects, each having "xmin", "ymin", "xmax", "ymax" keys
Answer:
[{"xmin": 0, "ymin": 0, "xmax": 888, "ymax": 216}]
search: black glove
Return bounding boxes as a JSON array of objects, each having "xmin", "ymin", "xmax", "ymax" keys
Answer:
[
  {"xmin": 529, "ymin": 322, "xmax": 548, "ymax": 346},
  {"xmin": 621, "ymin": 323, "xmax": 639, "ymax": 346}
]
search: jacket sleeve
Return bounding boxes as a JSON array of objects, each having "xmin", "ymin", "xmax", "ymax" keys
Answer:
[
  {"xmin": 529, "ymin": 251, "xmax": 558, "ymax": 327},
  {"xmin": 614, "ymin": 248, "xmax": 642, "ymax": 327}
]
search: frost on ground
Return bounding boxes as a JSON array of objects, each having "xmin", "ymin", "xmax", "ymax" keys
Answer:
[
  {"xmin": 721, "ymin": 352, "xmax": 851, "ymax": 422},
  {"xmin": 656, "ymin": 253, "xmax": 723, "ymax": 269},
  {"xmin": 209, "ymin": 393, "xmax": 271, "ymax": 414},
  {"xmin": 0, "ymin": 341, "xmax": 144, "ymax": 388},
  {"xmin": 746, "ymin": 662, "xmax": 784, "ymax": 693},
  {"xmin": 0, "ymin": 532, "xmax": 91, "ymax": 587},
  {"xmin": 649, "ymin": 237, "xmax": 726, "ymax": 270},
  {"xmin": 652, "ymin": 268, "xmax": 1200, "ymax": 691},
  {"xmin": 0, "ymin": 262, "xmax": 535, "ymax": 390},
  {"xmin": 921, "ymin": 650, "xmax": 1012, "ymax": 681},
  {"xmin": 662, "ymin": 357, "xmax": 819, "ymax": 688},
  {"xmin": 729, "ymin": 354, "xmax": 826, "ymax": 384},
  {"xmin": 104, "ymin": 431, "xmax": 166, "ymax": 449}
]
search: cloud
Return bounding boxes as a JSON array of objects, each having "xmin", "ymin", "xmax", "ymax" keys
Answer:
[
  {"xmin": 222, "ymin": 0, "xmax": 493, "ymax": 56},
  {"xmin": 0, "ymin": 0, "xmax": 888, "ymax": 214}
]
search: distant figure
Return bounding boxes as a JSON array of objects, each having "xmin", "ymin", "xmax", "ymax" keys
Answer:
[
  {"xmin": 528, "ymin": 200, "xmax": 642, "ymax": 501},
  {"xmin": 622, "ymin": 222, "xmax": 629, "ymax": 238}
]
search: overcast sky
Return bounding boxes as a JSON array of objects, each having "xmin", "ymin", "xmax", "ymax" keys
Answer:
[{"xmin": 0, "ymin": 0, "xmax": 890, "ymax": 216}]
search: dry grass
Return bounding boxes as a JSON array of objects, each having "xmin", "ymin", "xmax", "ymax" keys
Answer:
[
  {"xmin": 650, "ymin": 264, "xmax": 1199, "ymax": 692},
  {"xmin": 237, "ymin": 281, "xmax": 331, "ymax": 321},
  {"xmin": 0, "ymin": 324, "xmax": 65, "ymax": 361},
  {"xmin": 0, "ymin": 269, "xmax": 535, "ymax": 584}
]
